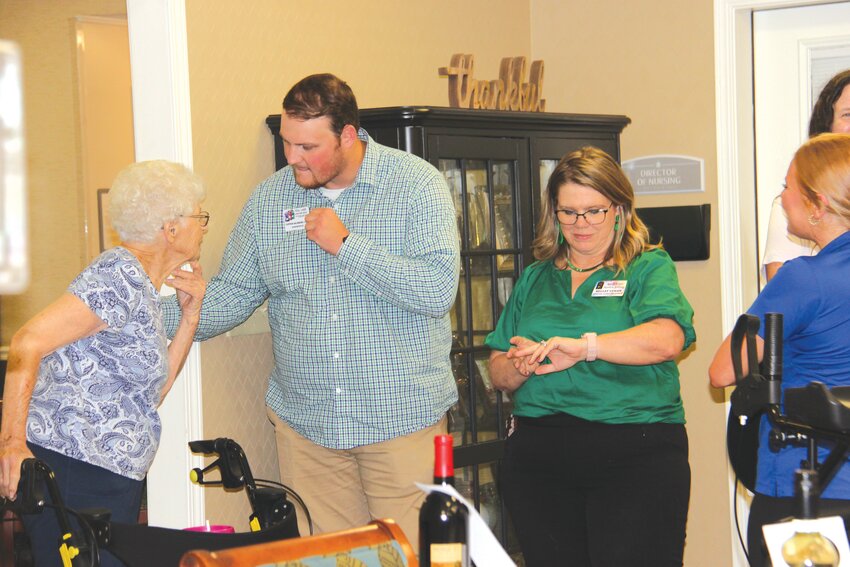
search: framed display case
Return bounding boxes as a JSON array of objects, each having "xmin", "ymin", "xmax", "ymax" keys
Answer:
[{"xmin": 266, "ymin": 107, "xmax": 630, "ymax": 560}]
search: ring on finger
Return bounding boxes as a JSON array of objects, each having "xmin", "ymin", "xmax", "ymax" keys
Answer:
[{"xmin": 539, "ymin": 340, "xmax": 547, "ymax": 347}]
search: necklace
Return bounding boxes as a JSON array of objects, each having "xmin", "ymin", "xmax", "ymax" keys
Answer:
[{"xmin": 564, "ymin": 256, "xmax": 604, "ymax": 273}]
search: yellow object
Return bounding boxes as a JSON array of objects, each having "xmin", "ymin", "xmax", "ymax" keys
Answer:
[
  {"xmin": 59, "ymin": 532, "xmax": 80, "ymax": 566},
  {"xmin": 250, "ymin": 516, "xmax": 261, "ymax": 532},
  {"xmin": 189, "ymin": 469, "xmax": 199, "ymax": 483}
]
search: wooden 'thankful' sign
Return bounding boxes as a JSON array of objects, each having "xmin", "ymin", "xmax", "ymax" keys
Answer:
[{"xmin": 438, "ymin": 53, "xmax": 545, "ymax": 112}]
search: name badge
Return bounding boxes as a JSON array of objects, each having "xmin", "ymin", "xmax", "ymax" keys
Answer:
[
  {"xmin": 591, "ymin": 280, "xmax": 627, "ymax": 297},
  {"xmin": 284, "ymin": 207, "xmax": 309, "ymax": 232}
]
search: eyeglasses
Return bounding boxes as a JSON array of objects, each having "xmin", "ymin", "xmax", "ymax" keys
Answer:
[
  {"xmin": 184, "ymin": 211, "xmax": 210, "ymax": 227},
  {"xmin": 555, "ymin": 205, "xmax": 612, "ymax": 225}
]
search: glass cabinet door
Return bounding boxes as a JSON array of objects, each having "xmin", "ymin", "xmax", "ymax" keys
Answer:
[{"xmin": 429, "ymin": 134, "xmax": 530, "ymax": 556}]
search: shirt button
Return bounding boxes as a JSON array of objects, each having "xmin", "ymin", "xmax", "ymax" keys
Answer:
[
  {"xmin": 333, "ymin": 352, "xmax": 340, "ymax": 359},
  {"xmin": 329, "ymin": 276, "xmax": 336, "ymax": 284},
  {"xmin": 331, "ymin": 314, "xmax": 338, "ymax": 321},
  {"xmin": 335, "ymin": 387, "xmax": 341, "ymax": 394}
]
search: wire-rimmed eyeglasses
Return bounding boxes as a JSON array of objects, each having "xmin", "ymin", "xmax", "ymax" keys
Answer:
[
  {"xmin": 555, "ymin": 206, "xmax": 611, "ymax": 226},
  {"xmin": 184, "ymin": 211, "xmax": 210, "ymax": 227}
]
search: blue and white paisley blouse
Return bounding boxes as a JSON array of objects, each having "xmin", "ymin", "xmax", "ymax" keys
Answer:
[{"xmin": 26, "ymin": 247, "xmax": 167, "ymax": 480}]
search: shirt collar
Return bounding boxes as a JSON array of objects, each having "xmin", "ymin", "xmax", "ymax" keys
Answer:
[{"xmin": 351, "ymin": 127, "xmax": 378, "ymax": 190}]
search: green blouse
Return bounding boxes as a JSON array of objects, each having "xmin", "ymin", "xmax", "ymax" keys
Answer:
[{"xmin": 485, "ymin": 249, "xmax": 695, "ymax": 424}]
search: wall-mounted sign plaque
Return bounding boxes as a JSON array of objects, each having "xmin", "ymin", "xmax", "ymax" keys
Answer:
[{"xmin": 622, "ymin": 155, "xmax": 705, "ymax": 195}]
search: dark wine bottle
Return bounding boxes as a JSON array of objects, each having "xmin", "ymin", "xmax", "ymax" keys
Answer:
[{"xmin": 419, "ymin": 434, "xmax": 470, "ymax": 567}]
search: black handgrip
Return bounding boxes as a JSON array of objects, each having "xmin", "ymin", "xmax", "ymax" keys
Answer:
[
  {"xmin": 762, "ymin": 312, "xmax": 783, "ymax": 382},
  {"xmin": 730, "ymin": 314, "xmax": 761, "ymax": 383}
]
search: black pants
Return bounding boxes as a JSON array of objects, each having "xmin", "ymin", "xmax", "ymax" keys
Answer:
[
  {"xmin": 500, "ymin": 414, "xmax": 690, "ymax": 567},
  {"xmin": 747, "ymin": 493, "xmax": 850, "ymax": 566}
]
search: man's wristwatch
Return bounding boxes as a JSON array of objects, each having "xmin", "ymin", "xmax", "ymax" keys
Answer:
[{"xmin": 582, "ymin": 332, "xmax": 598, "ymax": 362}]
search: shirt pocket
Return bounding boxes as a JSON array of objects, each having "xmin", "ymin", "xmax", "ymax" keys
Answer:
[{"xmin": 258, "ymin": 233, "xmax": 316, "ymax": 297}]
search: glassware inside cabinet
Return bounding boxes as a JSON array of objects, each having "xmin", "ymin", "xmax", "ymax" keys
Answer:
[
  {"xmin": 465, "ymin": 160, "xmax": 491, "ymax": 250},
  {"xmin": 492, "ymin": 161, "xmax": 515, "ymax": 253}
]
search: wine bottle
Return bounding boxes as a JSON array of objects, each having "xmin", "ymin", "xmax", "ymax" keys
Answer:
[
  {"xmin": 419, "ymin": 434, "xmax": 470, "ymax": 567},
  {"xmin": 781, "ymin": 469, "xmax": 839, "ymax": 567}
]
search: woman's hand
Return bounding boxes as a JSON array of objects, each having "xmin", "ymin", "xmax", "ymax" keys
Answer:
[
  {"xmin": 0, "ymin": 439, "xmax": 34, "ymax": 500},
  {"xmin": 506, "ymin": 336, "xmax": 544, "ymax": 377},
  {"xmin": 512, "ymin": 336, "xmax": 586, "ymax": 375},
  {"xmin": 168, "ymin": 261, "xmax": 206, "ymax": 322}
]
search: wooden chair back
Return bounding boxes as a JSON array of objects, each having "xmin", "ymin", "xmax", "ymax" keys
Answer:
[{"xmin": 179, "ymin": 518, "xmax": 418, "ymax": 567}]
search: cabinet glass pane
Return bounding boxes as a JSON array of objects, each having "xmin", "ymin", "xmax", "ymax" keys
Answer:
[
  {"xmin": 454, "ymin": 462, "xmax": 507, "ymax": 546},
  {"xmin": 473, "ymin": 351, "xmax": 500, "ymax": 439},
  {"xmin": 466, "ymin": 160, "xmax": 491, "ymax": 250},
  {"xmin": 448, "ymin": 351, "xmax": 471, "ymax": 446},
  {"xmin": 540, "ymin": 158, "xmax": 558, "ymax": 199},
  {"xmin": 469, "ymin": 256, "xmax": 493, "ymax": 345},
  {"xmin": 439, "ymin": 159, "xmax": 464, "ymax": 248},
  {"xmin": 492, "ymin": 161, "xmax": 515, "ymax": 251},
  {"xmin": 449, "ymin": 282, "xmax": 468, "ymax": 342}
]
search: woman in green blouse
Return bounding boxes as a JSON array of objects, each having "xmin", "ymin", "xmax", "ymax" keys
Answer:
[{"xmin": 486, "ymin": 146, "xmax": 695, "ymax": 567}]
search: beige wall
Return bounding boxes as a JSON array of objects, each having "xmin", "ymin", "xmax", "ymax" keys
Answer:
[
  {"xmin": 184, "ymin": 0, "xmax": 532, "ymax": 529},
  {"xmin": 0, "ymin": 0, "xmax": 127, "ymax": 343},
  {"xmin": 532, "ymin": 1, "xmax": 730, "ymax": 565}
]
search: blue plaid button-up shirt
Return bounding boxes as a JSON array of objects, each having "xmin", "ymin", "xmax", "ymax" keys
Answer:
[{"xmin": 164, "ymin": 130, "xmax": 460, "ymax": 449}]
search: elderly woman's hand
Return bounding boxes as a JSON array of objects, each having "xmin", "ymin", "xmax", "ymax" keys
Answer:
[
  {"xmin": 168, "ymin": 261, "xmax": 206, "ymax": 322},
  {"xmin": 0, "ymin": 439, "xmax": 35, "ymax": 501}
]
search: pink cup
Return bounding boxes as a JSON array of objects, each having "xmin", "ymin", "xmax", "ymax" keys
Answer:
[{"xmin": 184, "ymin": 524, "xmax": 235, "ymax": 533}]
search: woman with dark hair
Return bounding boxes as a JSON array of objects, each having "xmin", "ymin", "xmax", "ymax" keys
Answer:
[
  {"xmin": 486, "ymin": 146, "xmax": 695, "ymax": 567},
  {"xmin": 763, "ymin": 69, "xmax": 850, "ymax": 281},
  {"xmin": 711, "ymin": 133, "xmax": 850, "ymax": 567}
]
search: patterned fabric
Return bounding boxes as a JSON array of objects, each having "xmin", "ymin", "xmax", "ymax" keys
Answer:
[
  {"xmin": 264, "ymin": 540, "xmax": 408, "ymax": 567},
  {"xmin": 162, "ymin": 129, "xmax": 460, "ymax": 449},
  {"xmin": 27, "ymin": 247, "xmax": 167, "ymax": 480}
]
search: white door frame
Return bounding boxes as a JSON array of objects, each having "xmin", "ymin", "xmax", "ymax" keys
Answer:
[
  {"xmin": 714, "ymin": 0, "xmax": 837, "ymax": 564},
  {"xmin": 125, "ymin": 0, "xmax": 205, "ymax": 529}
]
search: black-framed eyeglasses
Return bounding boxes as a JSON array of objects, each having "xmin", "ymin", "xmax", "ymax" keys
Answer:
[
  {"xmin": 555, "ymin": 205, "xmax": 611, "ymax": 226},
  {"xmin": 184, "ymin": 211, "xmax": 210, "ymax": 227}
]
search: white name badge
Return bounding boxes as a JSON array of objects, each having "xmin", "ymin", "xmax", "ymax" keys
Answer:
[
  {"xmin": 591, "ymin": 280, "xmax": 627, "ymax": 297},
  {"xmin": 284, "ymin": 206, "xmax": 309, "ymax": 232}
]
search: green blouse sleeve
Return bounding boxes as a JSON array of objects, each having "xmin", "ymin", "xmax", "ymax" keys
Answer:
[{"xmin": 626, "ymin": 249, "xmax": 696, "ymax": 350}]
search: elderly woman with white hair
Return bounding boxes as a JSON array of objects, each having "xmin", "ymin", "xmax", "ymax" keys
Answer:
[{"xmin": 0, "ymin": 160, "xmax": 208, "ymax": 567}]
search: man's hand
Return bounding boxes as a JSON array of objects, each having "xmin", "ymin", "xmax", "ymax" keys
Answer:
[{"xmin": 305, "ymin": 208, "xmax": 349, "ymax": 255}]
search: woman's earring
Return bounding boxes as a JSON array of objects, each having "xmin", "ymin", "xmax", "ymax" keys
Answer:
[
  {"xmin": 808, "ymin": 214, "xmax": 821, "ymax": 226},
  {"xmin": 614, "ymin": 214, "xmax": 620, "ymax": 232},
  {"xmin": 557, "ymin": 222, "xmax": 564, "ymax": 245}
]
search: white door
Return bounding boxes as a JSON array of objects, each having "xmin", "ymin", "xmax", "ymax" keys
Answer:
[{"xmin": 753, "ymin": 2, "xmax": 850, "ymax": 288}]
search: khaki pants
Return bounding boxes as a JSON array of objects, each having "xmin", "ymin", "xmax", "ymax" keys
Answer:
[{"xmin": 267, "ymin": 406, "xmax": 447, "ymax": 552}]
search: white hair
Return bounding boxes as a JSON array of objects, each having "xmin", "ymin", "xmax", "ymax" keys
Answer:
[{"xmin": 109, "ymin": 160, "xmax": 205, "ymax": 243}]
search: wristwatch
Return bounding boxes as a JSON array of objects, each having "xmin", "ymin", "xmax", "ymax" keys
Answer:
[{"xmin": 582, "ymin": 332, "xmax": 598, "ymax": 362}]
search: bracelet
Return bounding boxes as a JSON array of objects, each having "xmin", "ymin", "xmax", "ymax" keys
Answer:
[{"xmin": 582, "ymin": 332, "xmax": 598, "ymax": 362}]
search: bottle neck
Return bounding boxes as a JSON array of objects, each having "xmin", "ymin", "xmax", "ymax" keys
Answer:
[{"xmin": 433, "ymin": 434, "xmax": 455, "ymax": 485}]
